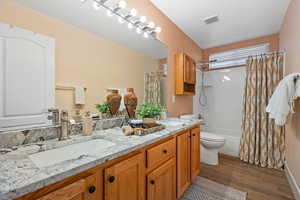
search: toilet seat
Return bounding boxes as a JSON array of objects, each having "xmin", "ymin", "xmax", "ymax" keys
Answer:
[{"xmin": 201, "ymin": 132, "xmax": 225, "ymax": 142}]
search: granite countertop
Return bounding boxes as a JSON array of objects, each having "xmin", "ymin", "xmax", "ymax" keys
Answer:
[{"xmin": 0, "ymin": 118, "xmax": 199, "ymax": 200}]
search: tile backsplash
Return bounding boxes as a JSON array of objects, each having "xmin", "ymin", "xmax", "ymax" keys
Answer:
[{"xmin": 0, "ymin": 117, "xmax": 126, "ymax": 149}]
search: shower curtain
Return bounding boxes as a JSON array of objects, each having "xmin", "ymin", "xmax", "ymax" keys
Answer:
[
  {"xmin": 239, "ymin": 54, "xmax": 285, "ymax": 169},
  {"xmin": 144, "ymin": 72, "xmax": 161, "ymax": 104}
]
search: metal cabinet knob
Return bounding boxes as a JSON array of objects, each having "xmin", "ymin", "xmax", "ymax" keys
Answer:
[
  {"xmin": 108, "ymin": 176, "xmax": 115, "ymax": 183},
  {"xmin": 88, "ymin": 186, "xmax": 96, "ymax": 194},
  {"xmin": 150, "ymin": 180, "xmax": 155, "ymax": 185},
  {"xmin": 163, "ymin": 149, "xmax": 168, "ymax": 154}
]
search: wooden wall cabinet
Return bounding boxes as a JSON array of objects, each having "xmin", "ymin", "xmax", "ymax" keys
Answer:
[
  {"xmin": 177, "ymin": 127, "xmax": 200, "ymax": 198},
  {"xmin": 175, "ymin": 53, "xmax": 196, "ymax": 95}
]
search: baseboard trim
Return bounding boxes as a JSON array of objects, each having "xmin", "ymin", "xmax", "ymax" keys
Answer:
[{"xmin": 285, "ymin": 162, "xmax": 300, "ymax": 200}]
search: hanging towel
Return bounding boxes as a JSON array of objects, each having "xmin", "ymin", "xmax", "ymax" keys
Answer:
[
  {"xmin": 74, "ymin": 87, "xmax": 85, "ymax": 105},
  {"xmin": 296, "ymin": 78, "xmax": 300, "ymax": 98},
  {"xmin": 266, "ymin": 73, "xmax": 300, "ymax": 126},
  {"xmin": 118, "ymin": 88, "xmax": 126, "ymax": 111}
]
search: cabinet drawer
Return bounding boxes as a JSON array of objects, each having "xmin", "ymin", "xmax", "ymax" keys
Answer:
[
  {"xmin": 37, "ymin": 174, "xmax": 98, "ymax": 200},
  {"xmin": 147, "ymin": 138, "xmax": 176, "ymax": 169}
]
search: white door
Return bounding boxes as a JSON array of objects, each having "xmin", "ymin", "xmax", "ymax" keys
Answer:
[{"xmin": 0, "ymin": 24, "xmax": 55, "ymax": 131}]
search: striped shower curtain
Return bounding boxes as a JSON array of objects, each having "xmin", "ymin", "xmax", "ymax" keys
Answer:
[
  {"xmin": 239, "ymin": 54, "xmax": 286, "ymax": 169},
  {"xmin": 144, "ymin": 72, "xmax": 161, "ymax": 105}
]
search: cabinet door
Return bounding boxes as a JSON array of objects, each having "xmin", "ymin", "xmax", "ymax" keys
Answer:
[
  {"xmin": 177, "ymin": 130, "xmax": 191, "ymax": 198},
  {"xmin": 183, "ymin": 55, "xmax": 191, "ymax": 84},
  {"xmin": 183, "ymin": 55, "xmax": 196, "ymax": 84},
  {"xmin": 190, "ymin": 127, "xmax": 200, "ymax": 181},
  {"xmin": 190, "ymin": 60, "xmax": 196, "ymax": 84},
  {"xmin": 104, "ymin": 153, "xmax": 144, "ymax": 200},
  {"xmin": 147, "ymin": 158, "xmax": 176, "ymax": 200},
  {"xmin": 0, "ymin": 24, "xmax": 55, "ymax": 131},
  {"xmin": 37, "ymin": 174, "xmax": 98, "ymax": 200}
]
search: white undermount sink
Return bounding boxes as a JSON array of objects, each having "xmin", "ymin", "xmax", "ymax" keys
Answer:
[{"xmin": 29, "ymin": 139, "xmax": 115, "ymax": 168}]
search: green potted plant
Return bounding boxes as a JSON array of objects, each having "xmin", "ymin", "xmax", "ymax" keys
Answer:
[
  {"xmin": 136, "ymin": 103, "xmax": 162, "ymax": 123},
  {"xmin": 95, "ymin": 102, "xmax": 110, "ymax": 119}
]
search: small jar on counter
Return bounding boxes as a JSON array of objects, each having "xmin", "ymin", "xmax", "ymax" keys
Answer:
[{"xmin": 82, "ymin": 111, "xmax": 93, "ymax": 136}]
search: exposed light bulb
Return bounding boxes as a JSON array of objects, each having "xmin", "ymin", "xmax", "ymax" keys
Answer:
[
  {"xmin": 93, "ymin": 1, "xmax": 100, "ymax": 10},
  {"xmin": 136, "ymin": 27, "xmax": 142, "ymax": 34},
  {"xmin": 118, "ymin": 17, "xmax": 124, "ymax": 24},
  {"xmin": 140, "ymin": 16, "xmax": 147, "ymax": 23},
  {"xmin": 128, "ymin": 23, "xmax": 133, "ymax": 29},
  {"xmin": 106, "ymin": 10, "xmax": 113, "ymax": 17},
  {"xmin": 143, "ymin": 32, "xmax": 149, "ymax": 38},
  {"xmin": 81, "ymin": 0, "xmax": 87, "ymax": 3},
  {"xmin": 118, "ymin": 0, "xmax": 127, "ymax": 9},
  {"xmin": 155, "ymin": 27, "xmax": 162, "ymax": 33},
  {"xmin": 148, "ymin": 21, "xmax": 155, "ymax": 28},
  {"xmin": 130, "ymin": 8, "xmax": 137, "ymax": 17}
]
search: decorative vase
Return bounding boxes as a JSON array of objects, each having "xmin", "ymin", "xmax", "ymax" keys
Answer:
[
  {"xmin": 106, "ymin": 89, "xmax": 121, "ymax": 116},
  {"xmin": 124, "ymin": 88, "xmax": 138, "ymax": 118}
]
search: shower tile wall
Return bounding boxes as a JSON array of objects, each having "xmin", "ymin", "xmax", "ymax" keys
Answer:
[{"xmin": 193, "ymin": 68, "xmax": 246, "ymax": 157}]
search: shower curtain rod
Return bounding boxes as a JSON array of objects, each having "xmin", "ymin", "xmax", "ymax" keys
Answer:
[{"xmin": 197, "ymin": 50, "xmax": 286, "ymax": 66}]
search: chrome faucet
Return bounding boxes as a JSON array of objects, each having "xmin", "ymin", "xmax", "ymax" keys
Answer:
[
  {"xmin": 59, "ymin": 110, "xmax": 71, "ymax": 140},
  {"xmin": 48, "ymin": 108, "xmax": 60, "ymax": 125}
]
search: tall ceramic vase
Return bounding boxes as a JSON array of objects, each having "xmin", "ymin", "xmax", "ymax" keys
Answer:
[
  {"xmin": 106, "ymin": 89, "xmax": 121, "ymax": 116},
  {"xmin": 124, "ymin": 88, "xmax": 138, "ymax": 118}
]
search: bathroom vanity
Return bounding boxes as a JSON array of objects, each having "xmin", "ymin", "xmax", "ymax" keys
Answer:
[{"xmin": 0, "ymin": 119, "xmax": 200, "ymax": 200}]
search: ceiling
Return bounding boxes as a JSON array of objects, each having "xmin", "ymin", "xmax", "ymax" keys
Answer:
[
  {"xmin": 12, "ymin": 0, "xmax": 166, "ymax": 59},
  {"xmin": 150, "ymin": 0, "xmax": 291, "ymax": 49}
]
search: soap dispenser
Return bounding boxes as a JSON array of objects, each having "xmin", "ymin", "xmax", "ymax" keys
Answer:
[{"xmin": 82, "ymin": 111, "xmax": 93, "ymax": 136}]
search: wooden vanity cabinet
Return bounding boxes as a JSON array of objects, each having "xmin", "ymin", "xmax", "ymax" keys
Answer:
[
  {"xmin": 190, "ymin": 127, "xmax": 201, "ymax": 181},
  {"xmin": 17, "ymin": 170, "xmax": 102, "ymax": 200},
  {"xmin": 15, "ymin": 126, "xmax": 201, "ymax": 200},
  {"xmin": 146, "ymin": 137, "xmax": 176, "ymax": 170},
  {"xmin": 36, "ymin": 174, "xmax": 98, "ymax": 200},
  {"xmin": 104, "ymin": 153, "xmax": 144, "ymax": 200},
  {"xmin": 177, "ymin": 127, "xmax": 201, "ymax": 198},
  {"xmin": 177, "ymin": 130, "xmax": 191, "ymax": 198},
  {"xmin": 175, "ymin": 53, "xmax": 196, "ymax": 95},
  {"xmin": 147, "ymin": 158, "xmax": 176, "ymax": 200}
]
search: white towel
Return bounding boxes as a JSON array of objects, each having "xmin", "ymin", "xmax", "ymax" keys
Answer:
[
  {"xmin": 118, "ymin": 88, "xmax": 126, "ymax": 111},
  {"xmin": 266, "ymin": 73, "xmax": 300, "ymax": 126},
  {"xmin": 74, "ymin": 87, "xmax": 85, "ymax": 105},
  {"xmin": 295, "ymin": 78, "xmax": 300, "ymax": 100}
]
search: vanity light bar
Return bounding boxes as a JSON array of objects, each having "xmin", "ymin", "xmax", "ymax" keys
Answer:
[{"xmin": 81, "ymin": 0, "xmax": 161, "ymax": 39}]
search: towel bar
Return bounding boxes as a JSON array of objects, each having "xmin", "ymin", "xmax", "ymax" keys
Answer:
[{"xmin": 56, "ymin": 85, "xmax": 87, "ymax": 91}]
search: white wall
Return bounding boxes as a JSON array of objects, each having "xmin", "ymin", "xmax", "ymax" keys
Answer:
[{"xmin": 193, "ymin": 68, "xmax": 246, "ymax": 157}]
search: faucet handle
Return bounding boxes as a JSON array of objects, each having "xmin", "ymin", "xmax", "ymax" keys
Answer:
[
  {"xmin": 48, "ymin": 108, "xmax": 59, "ymax": 113},
  {"xmin": 48, "ymin": 108, "xmax": 60, "ymax": 125}
]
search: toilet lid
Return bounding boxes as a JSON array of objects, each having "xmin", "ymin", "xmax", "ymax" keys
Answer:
[{"xmin": 201, "ymin": 132, "xmax": 225, "ymax": 142}]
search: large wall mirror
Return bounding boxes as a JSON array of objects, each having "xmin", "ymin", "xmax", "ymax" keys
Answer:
[{"xmin": 0, "ymin": 0, "xmax": 167, "ymax": 131}]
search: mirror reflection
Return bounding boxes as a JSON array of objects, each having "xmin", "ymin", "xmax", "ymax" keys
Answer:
[{"xmin": 0, "ymin": 0, "xmax": 167, "ymax": 131}]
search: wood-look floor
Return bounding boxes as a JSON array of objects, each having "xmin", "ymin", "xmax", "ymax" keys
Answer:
[{"xmin": 200, "ymin": 154, "xmax": 295, "ymax": 200}]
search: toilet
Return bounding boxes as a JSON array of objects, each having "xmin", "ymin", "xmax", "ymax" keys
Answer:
[
  {"xmin": 180, "ymin": 114, "xmax": 226, "ymax": 166},
  {"xmin": 200, "ymin": 132, "xmax": 225, "ymax": 165}
]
